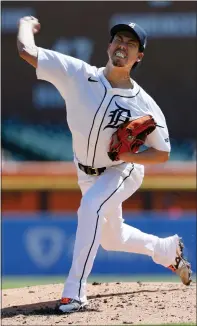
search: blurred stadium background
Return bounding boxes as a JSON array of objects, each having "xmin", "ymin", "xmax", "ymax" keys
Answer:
[{"xmin": 1, "ymin": 1, "xmax": 196, "ymax": 289}]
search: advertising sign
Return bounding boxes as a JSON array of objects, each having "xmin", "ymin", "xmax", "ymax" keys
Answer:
[{"xmin": 2, "ymin": 214, "xmax": 196, "ymax": 276}]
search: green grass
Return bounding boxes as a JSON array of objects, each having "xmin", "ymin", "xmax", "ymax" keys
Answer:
[
  {"xmin": 2, "ymin": 274, "xmax": 182, "ymax": 289},
  {"xmin": 140, "ymin": 324, "xmax": 196, "ymax": 326},
  {"xmin": 106, "ymin": 323, "xmax": 196, "ymax": 326},
  {"xmin": 119, "ymin": 324, "xmax": 196, "ymax": 326}
]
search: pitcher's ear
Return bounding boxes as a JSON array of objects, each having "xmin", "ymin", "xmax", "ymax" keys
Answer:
[{"xmin": 137, "ymin": 52, "xmax": 144, "ymax": 62}]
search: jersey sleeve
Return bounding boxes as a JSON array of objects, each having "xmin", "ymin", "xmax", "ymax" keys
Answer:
[
  {"xmin": 144, "ymin": 97, "xmax": 171, "ymax": 152},
  {"xmin": 36, "ymin": 47, "xmax": 84, "ymax": 98}
]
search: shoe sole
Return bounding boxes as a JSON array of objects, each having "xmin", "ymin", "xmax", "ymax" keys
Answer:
[
  {"xmin": 176, "ymin": 260, "xmax": 192, "ymax": 286},
  {"xmin": 177, "ymin": 239, "xmax": 192, "ymax": 286},
  {"xmin": 59, "ymin": 302, "xmax": 88, "ymax": 314}
]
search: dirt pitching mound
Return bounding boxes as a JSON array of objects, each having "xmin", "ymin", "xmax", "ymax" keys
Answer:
[{"xmin": 1, "ymin": 282, "xmax": 196, "ymax": 325}]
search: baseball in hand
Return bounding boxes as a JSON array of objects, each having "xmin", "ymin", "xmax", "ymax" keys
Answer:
[{"xmin": 19, "ymin": 16, "xmax": 41, "ymax": 34}]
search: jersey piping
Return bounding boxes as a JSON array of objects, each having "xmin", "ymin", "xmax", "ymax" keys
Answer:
[
  {"xmin": 86, "ymin": 85, "xmax": 107, "ymax": 164},
  {"xmin": 78, "ymin": 164, "xmax": 135, "ymax": 299}
]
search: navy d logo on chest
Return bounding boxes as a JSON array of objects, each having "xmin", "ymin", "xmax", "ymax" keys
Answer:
[{"xmin": 103, "ymin": 101, "xmax": 131, "ymax": 130}]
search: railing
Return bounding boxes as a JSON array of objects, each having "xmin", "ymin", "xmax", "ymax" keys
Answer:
[{"xmin": 2, "ymin": 161, "xmax": 196, "ymax": 191}]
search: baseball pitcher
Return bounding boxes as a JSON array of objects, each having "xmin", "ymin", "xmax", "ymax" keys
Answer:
[{"xmin": 17, "ymin": 17, "xmax": 192, "ymax": 313}]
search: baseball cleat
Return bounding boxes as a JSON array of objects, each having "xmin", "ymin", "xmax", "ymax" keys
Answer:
[
  {"xmin": 59, "ymin": 297, "xmax": 88, "ymax": 313},
  {"xmin": 168, "ymin": 238, "xmax": 192, "ymax": 286}
]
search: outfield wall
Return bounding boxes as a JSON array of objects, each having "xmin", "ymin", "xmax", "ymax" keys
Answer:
[{"xmin": 2, "ymin": 213, "xmax": 196, "ymax": 276}]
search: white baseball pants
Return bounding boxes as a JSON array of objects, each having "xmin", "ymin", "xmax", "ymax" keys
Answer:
[{"xmin": 62, "ymin": 162, "xmax": 179, "ymax": 303}]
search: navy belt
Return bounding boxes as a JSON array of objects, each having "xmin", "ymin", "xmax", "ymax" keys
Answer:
[{"xmin": 78, "ymin": 163, "xmax": 106, "ymax": 176}]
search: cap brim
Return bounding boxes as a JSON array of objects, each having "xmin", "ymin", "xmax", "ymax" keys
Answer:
[{"xmin": 110, "ymin": 24, "xmax": 141, "ymax": 46}]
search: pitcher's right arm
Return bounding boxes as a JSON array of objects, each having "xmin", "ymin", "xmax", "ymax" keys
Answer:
[
  {"xmin": 17, "ymin": 16, "xmax": 90, "ymax": 99},
  {"xmin": 17, "ymin": 16, "xmax": 40, "ymax": 68}
]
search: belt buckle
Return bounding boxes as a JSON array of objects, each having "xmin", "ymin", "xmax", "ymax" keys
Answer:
[{"xmin": 92, "ymin": 168, "xmax": 99, "ymax": 176}]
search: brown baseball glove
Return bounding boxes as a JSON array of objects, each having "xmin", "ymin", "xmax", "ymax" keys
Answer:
[{"xmin": 107, "ymin": 115, "xmax": 157, "ymax": 161}]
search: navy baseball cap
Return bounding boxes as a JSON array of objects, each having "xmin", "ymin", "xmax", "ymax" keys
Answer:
[{"xmin": 110, "ymin": 22, "xmax": 147, "ymax": 52}]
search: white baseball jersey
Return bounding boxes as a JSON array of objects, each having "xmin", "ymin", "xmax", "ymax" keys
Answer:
[{"xmin": 36, "ymin": 47, "xmax": 171, "ymax": 168}]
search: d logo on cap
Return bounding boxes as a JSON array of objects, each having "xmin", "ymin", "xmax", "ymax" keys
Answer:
[{"xmin": 129, "ymin": 23, "xmax": 136, "ymax": 28}]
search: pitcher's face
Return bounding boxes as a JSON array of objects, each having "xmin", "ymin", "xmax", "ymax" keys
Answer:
[{"xmin": 108, "ymin": 31, "xmax": 143, "ymax": 69}]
